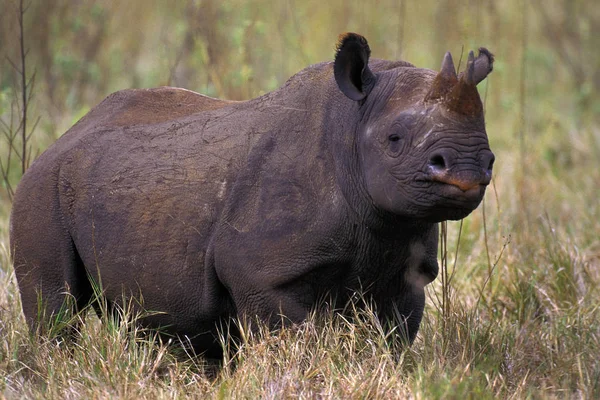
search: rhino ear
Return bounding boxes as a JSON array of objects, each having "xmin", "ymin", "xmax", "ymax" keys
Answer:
[
  {"xmin": 334, "ymin": 33, "xmax": 376, "ymax": 101},
  {"xmin": 472, "ymin": 48, "xmax": 494, "ymax": 85}
]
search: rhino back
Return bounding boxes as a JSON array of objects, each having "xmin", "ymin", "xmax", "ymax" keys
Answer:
[{"xmin": 77, "ymin": 86, "xmax": 233, "ymax": 129}]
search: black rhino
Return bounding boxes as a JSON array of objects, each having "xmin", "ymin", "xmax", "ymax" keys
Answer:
[{"xmin": 10, "ymin": 33, "xmax": 494, "ymax": 357}]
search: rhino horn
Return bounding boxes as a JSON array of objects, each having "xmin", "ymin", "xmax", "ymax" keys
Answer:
[
  {"xmin": 440, "ymin": 51, "xmax": 458, "ymax": 80},
  {"xmin": 424, "ymin": 51, "xmax": 458, "ymax": 102},
  {"xmin": 444, "ymin": 48, "xmax": 494, "ymax": 116},
  {"xmin": 463, "ymin": 50, "xmax": 477, "ymax": 85}
]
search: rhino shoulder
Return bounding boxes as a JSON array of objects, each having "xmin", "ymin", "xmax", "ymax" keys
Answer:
[{"xmin": 368, "ymin": 58, "xmax": 415, "ymax": 72}]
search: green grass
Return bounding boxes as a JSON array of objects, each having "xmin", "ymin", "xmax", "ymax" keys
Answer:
[{"xmin": 1, "ymin": 0, "xmax": 599, "ymax": 398}]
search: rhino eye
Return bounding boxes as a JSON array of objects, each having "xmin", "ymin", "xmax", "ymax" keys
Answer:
[{"xmin": 387, "ymin": 133, "xmax": 403, "ymax": 155}]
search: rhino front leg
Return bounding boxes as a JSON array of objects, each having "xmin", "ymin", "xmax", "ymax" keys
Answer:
[
  {"xmin": 378, "ymin": 286, "xmax": 426, "ymax": 345},
  {"xmin": 213, "ymin": 241, "xmax": 320, "ymax": 329},
  {"xmin": 220, "ymin": 264, "xmax": 314, "ymax": 329}
]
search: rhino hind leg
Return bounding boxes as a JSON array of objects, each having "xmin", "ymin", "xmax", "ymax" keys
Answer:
[{"xmin": 11, "ymin": 205, "xmax": 94, "ymax": 339}]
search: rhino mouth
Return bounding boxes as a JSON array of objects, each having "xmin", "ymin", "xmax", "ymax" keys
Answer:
[
  {"xmin": 430, "ymin": 176, "xmax": 489, "ymax": 192},
  {"xmin": 416, "ymin": 183, "xmax": 486, "ymax": 221},
  {"xmin": 429, "ymin": 180, "xmax": 486, "ymax": 204},
  {"xmin": 427, "ymin": 163, "xmax": 491, "ymax": 186},
  {"xmin": 413, "ymin": 173, "xmax": 489, "ymax": 221},
  {"xmin": 421, "ymin": 165, "xmax": 490, "ymax": 201}
]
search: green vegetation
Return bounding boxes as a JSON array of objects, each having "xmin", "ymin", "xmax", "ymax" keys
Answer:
[{"xmin": 1, "ymin": 0, "xmax": 598, "ymax": 398}]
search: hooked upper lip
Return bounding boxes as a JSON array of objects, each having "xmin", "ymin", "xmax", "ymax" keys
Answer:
[
  {"xmin": 430, "ymin": 175, "xmax": 487, "ymax": 191},
  {"xmin": 425, "ymin": 166, "xmax": 492, "ymax": 192}
]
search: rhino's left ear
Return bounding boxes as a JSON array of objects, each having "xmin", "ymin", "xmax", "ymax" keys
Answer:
[{"xmin": 334, "ymin": 33, "xmax": 376, "ymax": 101}]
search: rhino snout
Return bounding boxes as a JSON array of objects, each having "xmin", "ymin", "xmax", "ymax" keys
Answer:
[{"xmin": 427, "ymin": 148, "xmax": 494, "ymax": 191}]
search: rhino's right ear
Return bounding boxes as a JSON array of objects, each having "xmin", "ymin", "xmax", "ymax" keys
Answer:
[{"xmin": 334, "ymin": 33, "xmax": 376, "ymax": 101}]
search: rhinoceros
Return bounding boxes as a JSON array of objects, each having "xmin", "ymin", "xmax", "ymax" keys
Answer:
[{"xmin": 10, "ymin": 33, "xmax": 494, "ymax": 357}]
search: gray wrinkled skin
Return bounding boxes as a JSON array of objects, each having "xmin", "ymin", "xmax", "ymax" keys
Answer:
[{"xmin": 10, "ymin": 34, "xmax": 494, "ymax": 357}]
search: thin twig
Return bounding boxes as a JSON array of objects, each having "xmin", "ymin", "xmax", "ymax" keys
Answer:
[
  {"xmin": 474, "ymin": 235, "xmax": 511, "ymax": 312},
  {"xmin": 19, "ymin": 0, "xmax": 28, "ymax": 175},
  {"xmin": 517, "ymin": 0, "xmax": 529, "ymax": 229},
  {"xmin": 449, "ymin": 219, "xmax": 463, "ymax": 285},
  {"xmin": 0, "ymin": 0, "xmax": 37, "ymax": 201}
]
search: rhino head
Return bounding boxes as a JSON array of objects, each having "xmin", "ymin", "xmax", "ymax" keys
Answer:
[{"xmin": 334, "ymin": 33, "xmax": 494, "ymax": 222}]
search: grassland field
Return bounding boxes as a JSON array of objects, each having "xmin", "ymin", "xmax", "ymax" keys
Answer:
[{"xmin": 1, "ymin": 1, "xmax": 599, "ymax": 398}]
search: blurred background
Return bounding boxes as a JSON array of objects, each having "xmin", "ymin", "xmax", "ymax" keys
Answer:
[
  {"xmin": 1, "ymin": 1, "xmax": 598, "ymax": 131},
  {"xmin": 0, "ymin": 0, "xmax": 599, "ymax": 268}
]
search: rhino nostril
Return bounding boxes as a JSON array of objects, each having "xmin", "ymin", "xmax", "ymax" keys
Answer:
[
  {"xmin": 428, "ymin": 152, "xmax": 448, "ymax": 173},
  {"xmin": 482, "ymin": 152, "xmax": 495, "ymax": 172},
  {"xmin": 487, "ymin": 154, "xmax": 495, "ymax": 170}
]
